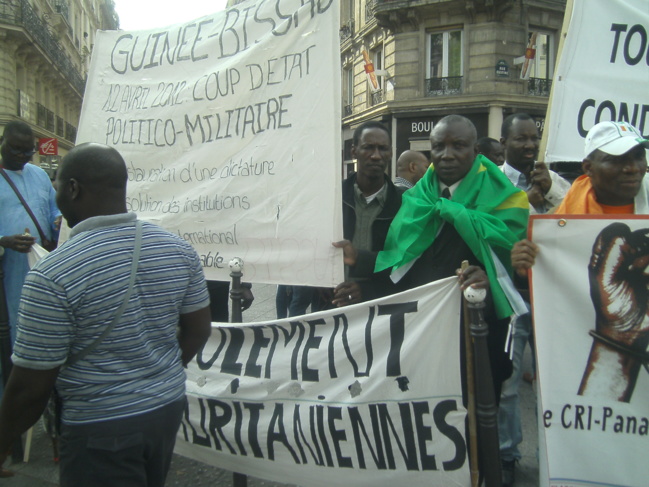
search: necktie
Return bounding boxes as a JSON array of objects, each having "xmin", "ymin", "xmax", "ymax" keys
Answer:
[{"xmin": 441, "ymin": 187, "xmax": 451, "ymax": 199}]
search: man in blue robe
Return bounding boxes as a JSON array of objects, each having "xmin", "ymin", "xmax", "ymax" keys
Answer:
[{"xmin": 0, "ymin": 121, "xmax": 60, "ymax": 345}]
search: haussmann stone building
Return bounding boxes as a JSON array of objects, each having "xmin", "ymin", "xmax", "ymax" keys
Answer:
[
  {"xmin": 340, "ymin": 0, "xmax": 567, "ymax": 173},
  {"xmin": 0, "ymin": 0, "xmax": 119, "ymax": 175}
]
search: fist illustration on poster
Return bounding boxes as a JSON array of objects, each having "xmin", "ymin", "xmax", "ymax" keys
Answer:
[{"xmin": 579, "ymin": 223, "xmax": 649, "ymax": 402}]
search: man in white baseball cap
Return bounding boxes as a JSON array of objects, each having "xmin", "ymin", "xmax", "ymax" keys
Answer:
[
  {"xmin": 512, "ymin": 121, "xmax": 649, "ymax": 276},
  {"xmin": 584, "ymin": 120, "xmax": 649, "ymax": 159},
  {"xmin": 554, "ymin": 121, "xmax": 649, "ymax": 214}
]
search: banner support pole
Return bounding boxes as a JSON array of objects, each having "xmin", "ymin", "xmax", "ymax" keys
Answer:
[
  {"xmin": 229, "ymin": 257, "xmax": 247, "ymax": 487},
  {"xmin": 538, "ymin": 0, "xmax": 574, "ymax": 162}
]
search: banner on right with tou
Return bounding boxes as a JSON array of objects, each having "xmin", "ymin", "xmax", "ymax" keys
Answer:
[{"xmin": 544, "ymin": 0, "xmax": 649, "ymax": 162}]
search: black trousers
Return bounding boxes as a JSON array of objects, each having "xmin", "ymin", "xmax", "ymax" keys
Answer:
[{"xmin": 59, "ymin": 399, "xmax": 184, "ymax": 487}]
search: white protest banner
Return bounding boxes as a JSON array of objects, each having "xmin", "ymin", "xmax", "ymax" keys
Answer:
[
  {"xmin": 77, "ymin": 0, "xmax": 343, "ymax": 286},
  {"xmin": 176, "ymin": 278, "xmax": 470, "ymax": 486},
  {"xmin": 543, "ymin": 0, "xmax": 649, "ymax": 162},
  {"xmin": 530, "ymin": 215, "xmax": 649, "ymax": 487}
]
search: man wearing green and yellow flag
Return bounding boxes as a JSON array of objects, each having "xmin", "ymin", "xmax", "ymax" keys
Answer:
[{"xmin": 375, "ymin": 115, "xmax": 529, "ymax": 396}]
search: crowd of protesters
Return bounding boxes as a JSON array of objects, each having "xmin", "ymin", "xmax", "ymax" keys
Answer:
[{"xmin": 0, "ymin": 114, "xmax": 647, "ymax": 486}]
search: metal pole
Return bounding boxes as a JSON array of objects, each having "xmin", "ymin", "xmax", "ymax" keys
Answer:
[
  {"xmin": 228, "ymin": 258, "xmax": 247, "ymax": 487},
  {"xmin": 229, "ymin": 258, "xmax": 244, "ymax": 324},
  {"xmin": 0, "ymin": 252, "xmax": 25, "ymax": 461}
]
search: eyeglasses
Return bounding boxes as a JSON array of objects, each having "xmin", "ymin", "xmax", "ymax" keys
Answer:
[{"xmin": 7, "ymin": 147, "xmax": 36, "ymax": 157}]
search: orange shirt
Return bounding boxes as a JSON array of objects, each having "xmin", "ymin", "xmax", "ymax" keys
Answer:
[
  {"xmin": 600, "ymin": 203, "xmax": 634, "ymax": 214},
  {"xmin": 555, "ymin": 175, "xmax": 635, "ymax": 214}
]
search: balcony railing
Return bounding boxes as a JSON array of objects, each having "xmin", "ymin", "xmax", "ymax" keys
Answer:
[
  {"xmin": 340, "ymin": 19, "xmax": 354, "ymax": 41},
  {"xmin": 36, "ymin": 102, "xmax": 77, "ymax": 141},
  {"xmin": 0, "ymin": 0, "xmax": 85, "ymax": 94},
  {"xmin": 56, "ymin": 115, "xmax": 65, "ymax": 137},
  {"xmin": 528, "ymin": 77, "xmax": 552, "ymax": 97},
  {"xmin": 425, "ymin": 76, "xmax": 463, "ymax": 96},
  {"xmin": 371, "ymin": 90, "xmax": 384, "ymax": 105},
  {"xmin": 65, "ymin": 122, "xmax": 77, "ymax": 143},
  {"xmin": 54, "ymin": 0, "xmax": 69, "ymax": 21},
  {"xmin": 365, "ymin": 0, "xmax": 375, "ymax": 23},
  {"xmin": 37, "ymin": 103, "xmax": 55, "ymax": 132}
]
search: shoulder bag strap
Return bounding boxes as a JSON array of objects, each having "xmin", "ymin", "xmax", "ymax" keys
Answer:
[
  {"xmin": 0, "ymin": 168, "xmax": 49, "ymax": 243},
  {"xmin": 66, "ymin": 220, "xmax": 143, "ymax": 366}
]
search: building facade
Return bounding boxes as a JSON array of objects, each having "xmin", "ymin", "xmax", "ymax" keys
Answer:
[
  {"xmin": 341, "ymin": 0, "xmax": 567, "ymax": 172},
  {"xmin": 0, "ymin": 0, "xmax": 118, "ymax": 174}
]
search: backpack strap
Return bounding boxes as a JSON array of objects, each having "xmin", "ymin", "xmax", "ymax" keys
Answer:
[{"xmin": 66, "ymin": 220, "xmax": 143, "ymax": 366}]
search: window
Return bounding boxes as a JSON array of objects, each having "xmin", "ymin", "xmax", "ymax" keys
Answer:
[
  {"xmin": 16, "ymin": 63, "xmax": 26, "ymax": 92},
  {"xmin": 17, "ymin": 90, "xmax": 31, "ymax": 121},
  {"xmin": 428, "ymin": 30, "xmax": 463, "ymax": 79},
  {"xmin": 342, "ymin": 0, "xmax": 354, "ymax": 23},
  {"xmin": 372, "ymin": 46, "xmax": 384, "ymax": 90},
  {"xmin": 528, "ymin": 31, "xmax": 555, "ymax": 79},
  {"xmin": 340, "ymin": 0, "xmax": 354, "ymax": 40},
  {"xmin": 426, "ymin": 30, "xmax": 463, "ymax": 96},
  {"xmin": 343, "ymin": 67, "xmax": 354, "ymax": 116},
  {"xmin": 369, "ymin": 46, "xmax": 384, "ymax": 104}
]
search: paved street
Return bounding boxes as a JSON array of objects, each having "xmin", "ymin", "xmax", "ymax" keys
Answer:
[{"xmin": 1, "ymin": 283, "xmax": 539, "ymax": 486}]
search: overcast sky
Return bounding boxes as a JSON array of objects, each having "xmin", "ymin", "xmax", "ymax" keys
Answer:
[{"xmin": 113, "ymin": 0, "xmax": 228, "ymax": 30}]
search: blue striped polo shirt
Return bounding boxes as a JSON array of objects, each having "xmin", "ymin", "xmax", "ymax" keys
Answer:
[{"xmin": 12, "ymin": 213, "xmax": 210, "ymax": 425}]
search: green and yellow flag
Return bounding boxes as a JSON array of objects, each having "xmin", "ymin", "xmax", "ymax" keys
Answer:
[{"xmin": 375, "ymin": 154, "xmax": 529, "ymax": 318}]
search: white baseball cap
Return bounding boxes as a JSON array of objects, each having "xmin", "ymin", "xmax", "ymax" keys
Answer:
[{"xmin": 584, "ymin": 121, "xmax": 649, "ymax": 158}]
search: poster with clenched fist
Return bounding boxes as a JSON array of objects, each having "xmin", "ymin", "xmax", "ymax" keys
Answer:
[{"xmin": 529, "ymin": 216, "xmax": 649, "ymax": 487}]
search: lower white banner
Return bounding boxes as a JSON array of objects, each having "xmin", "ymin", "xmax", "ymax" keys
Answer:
[
  {"xmin": 530, "ymin": 216, "xmax": 649, "ymax": 487},
  {"xmin": 176, "ymin": 277, "xmax": 470, "ymax": 486}
]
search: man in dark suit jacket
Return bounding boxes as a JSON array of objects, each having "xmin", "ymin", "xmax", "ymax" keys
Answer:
[
  {"xmin": 376, "ymin": 115, "xmax": 529, "ymax": 399},
  {"xmin": 332, "ymin": 121, "xmax": 403, "ymax": 306}
]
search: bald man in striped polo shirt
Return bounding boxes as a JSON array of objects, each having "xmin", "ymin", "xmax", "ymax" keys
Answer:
[{"xmin": 0, "ymin": 143, "xmax": 212, "ymax": 486}]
